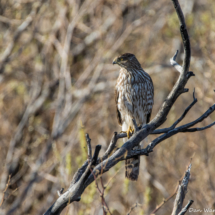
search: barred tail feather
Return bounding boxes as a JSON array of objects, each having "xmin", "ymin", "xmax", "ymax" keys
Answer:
[
  {"xmin": 125, "ymin": 139, "xmax": 146, "ymax": 181},
  {"xmin": 125, "ymin": 150, "xmax": 140, "ymax": 181}
]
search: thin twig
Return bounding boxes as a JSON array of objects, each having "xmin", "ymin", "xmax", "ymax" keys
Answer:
[
  {"xmin": 0, "ymin": 175, "xmax": 11, "ymax": 207},
  {"xmin": 152, "ymin": 89, "xmax": 197, "ymax": 134},
  {"xmin": 57, "ymin": 188, "xmax": 64, "ymax": 197},
  {"xmin": 90, "ymin": 171, "xmax": 112, "ymax": 215},
  {"xmin": 182, "ymin": 121, "xmax": 215, "ymax": 132},
  {"xmin": 100, "ymin": 177, "xmax": 112, "ymax": 215},
  {"xmin": 127, "ymin": 202, "xmax": 142, "ymax": 215},
  {"xmin": 150, "ymin": 184, "xmax": 178, "ymax": 215},
  {"xmin": 170, "ymin": 50, "xmax": 183, "ymax": 73},
  {"xmin": 147, "ymin": 103, "xmax": 215, "ymax": 152},
  {"xmin": 86, "ymin": 133, "xmax": 92, "ymax": 162},
  {"xmin": 97, "ymin": 132, "xmax": 120, "ymax": 165}
]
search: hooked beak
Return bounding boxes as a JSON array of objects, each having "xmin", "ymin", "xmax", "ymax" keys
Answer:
[{"xmin": 113, "ymin": 57, "xmax": 118, "ymax": 65}]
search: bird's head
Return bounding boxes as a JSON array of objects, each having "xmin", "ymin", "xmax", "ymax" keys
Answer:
[{"xmin": 112, "ymin": 53, "xmax": 141, "ymax": 69}]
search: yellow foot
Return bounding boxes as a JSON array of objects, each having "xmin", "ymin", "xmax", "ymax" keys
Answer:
[
  {"xmin": 126, "ymin": 126, "xmax": 134, "ymax": 139},
  {"xmin": 119, "ymin": 131, "xmax": 126, "ymax": 133}
]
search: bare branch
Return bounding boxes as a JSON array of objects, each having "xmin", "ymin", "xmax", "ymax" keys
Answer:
[
  {"xmin": 150, "ymin": 186, "xmax": 178, "ymax": 215},
  {"xmin": 98, "ymin": 132, "xmax": 118, "ymax": 163},
  {"xmin": 44, "ymin": 145, "xmax": 101, "ymax": 215},
  {"xmin": 127, "ymin": 203, "xmax": 142, "ymax": 215},
  {"xmin": 152, "ymin": 89, "xmax": 197, "ymax": 134},
  {"xmin": 170, "ymin": 50, "xmax": 183, "ymax": 73},
  {"xmin": 0, "ymin": 15, "xmax": 22, "ymax": 25},
  {"xmin": 86, "ymin": 134, "xmax": 92, "ymax": 162},
  {"xmin": 171, "ymin": 164, "xmax": 192, "ymax": 215},
  {"xmin": 0, "ymin": 82, "xmax": 53, "ymax": 193},
  {"xmin": 0, "ymin": 175, "xmax": 11, "ymax": 207},
  {"xmin": 178, "ymin": 200, "xmax": 194, "ymax": 215},
  {"xmin": 182, "ymin": 121, "xmax": 215, "ymax": 132},
  {"xmin": 91, "ymin": 173, "xmax": 112, "ymax": 215},
  {"xmin": 132, "ymin": 118, "xmax": 139, "ymax": 133},
  {"xmin": 147, "ymin": 103, "xmax": 215, "ymax": 152},
  {"xmin": 57, "ymin": 188, "xmax": 64, "ymax": 197}
]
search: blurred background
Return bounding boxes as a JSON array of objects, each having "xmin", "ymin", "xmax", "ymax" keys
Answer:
[{"xmin": 0, "ymin": 0, "xmax": 215, "ymax": 214}]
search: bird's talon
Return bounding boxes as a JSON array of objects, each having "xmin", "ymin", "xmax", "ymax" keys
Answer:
[
  {"xmin": 127, "ymin": 130, "xmax": 130, "ymax": 139},
  {"xmin": 119, "ymin": 131, "xmax": 126, "ymax": 134},
  {"xmin": 126, "ymin": 126, "xmax": 134, "ymax": 139},
  {"xmin": 131, "ymin": 128, "xmax": 134, "ymax": 134}
]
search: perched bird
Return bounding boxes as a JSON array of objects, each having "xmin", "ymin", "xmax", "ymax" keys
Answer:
[{"xmin": 113, "ymin": 53, "xmax": 154, "ymax": 181}]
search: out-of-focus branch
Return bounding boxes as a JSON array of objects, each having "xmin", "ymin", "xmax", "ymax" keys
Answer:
[
  {"xmin": 53, "ymin": 62, "xmax": 104, "ymax": 139},
  {"xmin": 0, "ymin": 15, "xmax": 22, "ymax": 25},
  {"xmin": 92, "ymin": 175, "xmax": 112, "ymax": 215},
  {"xmin": 0, "ymin": 0, "xmax": 45, "ymax": 73},
  {"xmin": 1, "ymin": 79, "xmax": 59, "ymax": 214},
  {"xmin": 171, "ymin": 164, "xmax": 192, "ymax": 215},
  {"xmin": 127, "ymin": 203, "xmax": 142, "ymax": 215},
  {"xmin": 0, "ymin": 82, "xmax": 51, "ymax": 192},
  {"xmin": 72, "ymin": 15, "xmax": 117, "ymax": 56},
  {"xmin": 52, "ymin": 0, "xmax": 103, "ymax": 139},
  {"xmin": 150, "ymin": 185, "xmax": 178, "ymax": 215},
  {"xmin": 0, "ymin": 175, "xmax": 11, "ymax": 207}
]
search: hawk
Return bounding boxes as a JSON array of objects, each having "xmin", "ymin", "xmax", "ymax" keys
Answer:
[{"xmin": 113, "ymin": 53, "xmax": 154, "ymax": 181}]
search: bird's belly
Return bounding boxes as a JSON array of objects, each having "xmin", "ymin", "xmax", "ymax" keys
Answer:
[{"xmin": 117, "ymin": 86, "xmax": 146, "ymax": 126}]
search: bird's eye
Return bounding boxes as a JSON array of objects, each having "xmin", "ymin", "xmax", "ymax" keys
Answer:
[{"xmin": 120, "ymin": 58, "xmax": 124, "ymax": 61}]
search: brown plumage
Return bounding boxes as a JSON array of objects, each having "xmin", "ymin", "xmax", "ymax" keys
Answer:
[{"xmin": 113, "ymin": 53, "xmax": 154, "ymax": 181}]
